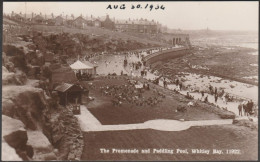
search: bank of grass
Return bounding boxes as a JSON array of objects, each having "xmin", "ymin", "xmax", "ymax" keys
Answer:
[
  {"xmin": 81, "ymin": 124, "xmax": 257, "ymax": 161},
  {"xmin": 85, "ymin": 76, "xmax": 234, "ymax": 125}
]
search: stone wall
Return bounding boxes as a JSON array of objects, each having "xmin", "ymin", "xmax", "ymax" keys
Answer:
[{"xmin": 145, "ymin": 48, "xmax": 192, "ymax": 65}]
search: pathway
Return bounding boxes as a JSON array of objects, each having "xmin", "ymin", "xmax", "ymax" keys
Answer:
[{"xmin": 75, "ymin": 105, "xmax": 233, "ymax": 132}]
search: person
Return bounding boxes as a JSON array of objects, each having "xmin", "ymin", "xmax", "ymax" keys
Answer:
[
  {"xmin": 186, "ymin": 92, "xmax": 192, "ymax": 99},
  {"xmin": 179, "ymin": 82, "xmax": 182, "ymax": 90},
  {"xmin": 121, "ymin": 70, "xmax": 123, "ymax": 76},
  {"xmin": 247, "ymin": 100, "xmax": 254, "ymax": 115},
  {"xmin": 221, "ymin": 89, "xmax": 225, "ymax": 96},
  {"xmin": 253, "ymin": 105, "xmax": 258, "ymax": 117},
  {"xmin": 209, "ymin": 84, "xmax": 212, "ymax": 93},
  {"xmin": 238, "ymin": 103, "xmax": 243, "ymax": 116},
  {"xmin": 241, "ymin": 101, "xmax": 247, "ymax": 116},
  {"xmin": 214, "ymin": 94, "xmax": 218, "ymax": 103},
  {"xmin": 215, "ymin": 87, "xmax": 217, "ymax": 95},
  {"xmin": 201, "ymin": 91, "xmax": 204, "ymax": 97},
  {"xmin": 155, "ymin": 78, "xmax": 159, "ymax": 85},
  {"xmin": 141, "ymin": 70, "xmax": 144, "ymax": 77},
  {"xmin": 176, "ymin": 79, "xmax": 179, "ymax": 86},
  {"xmin": 204, "ymin": 95, "xmax": 208, "ymax": 103},
  {"xmin": 163, "ymin": 80, "xmax": 167, "ymax": 88},
  {"xmin": 222, "ymin": 95, "xmax": 227, "ymax": 104}
]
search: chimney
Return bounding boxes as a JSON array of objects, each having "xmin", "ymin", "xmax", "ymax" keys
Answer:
[
  {"xmin": 11, "ymin": 11, "xmax": 14, "ymax": 17},
  {"xmin": 51, "ymin": 13, "xmax": 54, "ymax": 18},
  {"xmin": 32, "ymin": 12, "xmax": 34, "ymax": 19}
]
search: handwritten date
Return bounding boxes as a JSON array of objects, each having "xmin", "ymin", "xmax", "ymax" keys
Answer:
[{"xmin": 106, "ymin": 4, "xmax": 165, "ymax": 11}]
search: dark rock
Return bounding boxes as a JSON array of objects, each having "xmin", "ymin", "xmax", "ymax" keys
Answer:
[
  {"xmin": 25, "ymin": 145, "xmax": 34, "ymax": 158},
  {"xmin": 4, "ymin": 130, "xmax": 28, "ymax": 149},
  {"xmin": 2, "ymin": 115, "xmax": 28, "ymax": 149}
]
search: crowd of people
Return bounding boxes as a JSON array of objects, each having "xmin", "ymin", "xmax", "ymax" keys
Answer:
[
  {"xmin": 85, "ymin": 46, "xmax": 258, "ymax": 118},
  {"xmin": 76, "ymin": 71, "xmax": 93, "ymax": 81},
  {"xmin": 238, "ymin": 100, "xmax": 256, "ymax": 117},
  {"xmin": 98, "ymin": 78, "xmax": 165, "ymax": 107}
]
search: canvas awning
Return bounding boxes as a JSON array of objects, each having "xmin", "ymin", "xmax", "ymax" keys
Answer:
[
  {"xmin": 70, "ymin": 60, "xmax": 93, "ymax": 70},
  {"xmin": 82, "ymin": 60, "xmax": 98, "ymax": 68}
]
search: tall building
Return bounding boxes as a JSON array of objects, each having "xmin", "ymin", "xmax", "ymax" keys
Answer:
[{"xmin": 114, "ymin": 18, "xmax": 160, "ymax": 34}]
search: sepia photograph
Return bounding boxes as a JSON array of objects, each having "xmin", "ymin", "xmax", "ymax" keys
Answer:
[{"xmin": 1, "ymin": 1, "xmax": 258, "ymax": 161}]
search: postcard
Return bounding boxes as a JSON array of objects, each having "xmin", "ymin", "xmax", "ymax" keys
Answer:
[{"xmin": 2, "ymin": 1, "xmax": 258, "ymax": 161}]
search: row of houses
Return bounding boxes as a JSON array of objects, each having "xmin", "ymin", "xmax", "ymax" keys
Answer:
[{"xmin": 4, "ymin": 11, "xmax": 168, "ymax": 34}]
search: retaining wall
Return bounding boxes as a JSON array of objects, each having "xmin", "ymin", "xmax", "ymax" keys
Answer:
[{"xmin": 145, "ymin": 47, "xmax": 191, "ymax": 64}]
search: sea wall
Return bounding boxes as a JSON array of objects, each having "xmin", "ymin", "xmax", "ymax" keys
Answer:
[{"xmin": 145, "ymin": 47, "xmax": 192, "ymax": 64}]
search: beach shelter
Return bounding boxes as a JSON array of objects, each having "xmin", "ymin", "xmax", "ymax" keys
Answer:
[
  {"xmin": 82, "ymin": 60, "xmax": 98, "ymax": 75},
  {"xmin": 70, "ymin": 60, "xmax": 94, "ymax": 75},
  {"xmin": 54, "ymin": 83, "xmax": 84, "ymax": 106}
]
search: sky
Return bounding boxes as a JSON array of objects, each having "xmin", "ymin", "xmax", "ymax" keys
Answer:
[{"xmin": 3, "ymin": 1, "xmax": 259, "ymax": 31}]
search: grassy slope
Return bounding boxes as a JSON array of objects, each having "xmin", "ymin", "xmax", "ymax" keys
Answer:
[{"xmin": 81, "ymin": 125, "xmax": 257, "ymax": 161}]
